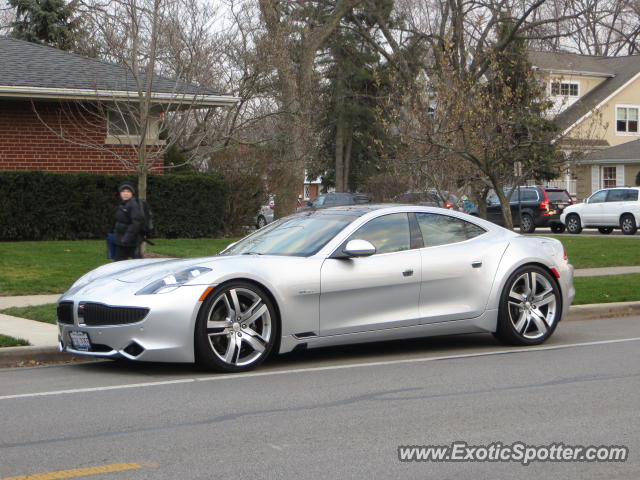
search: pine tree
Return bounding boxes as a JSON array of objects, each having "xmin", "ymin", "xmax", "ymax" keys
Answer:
[{"xmin": 9, "ymin": 0, "xmax": 79, "ymax": 51}]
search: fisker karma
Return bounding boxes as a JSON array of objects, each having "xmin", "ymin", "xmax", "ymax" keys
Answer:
[{"xmin": 57, "ymin": 205, "xmax": 575, "ymax": 372}]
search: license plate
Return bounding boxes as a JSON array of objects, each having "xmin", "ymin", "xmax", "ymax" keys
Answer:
[{"xmin": 69, "ymin": 331, "xmax": 91, "ymax": 351}]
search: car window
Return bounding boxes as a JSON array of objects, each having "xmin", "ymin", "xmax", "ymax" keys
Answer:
[
  {"xmin": 546, "ymin": 190, "xmax": 571, "ymax": 203},
  {"xmin": 588, "ymin": 190, "xmax": 607, "ymax": 204},
  {"xmin": 311, "ymin": 195, "xmax": 326, "ymax": 207},
  {"xmin": 607, "ymin": 189, "xmax": 639, "ymax": 202},
  {"xmin": 416, "ymin": 213, "xmax": 486, "ymax": 247},
  {"xmin": 519, "ymin": 190, "xmax": 539, "ymax": 202},
  {"xmin": 336, "ymin": 193, "xmax": 354, "ymax": 204},
  {"xmin": 348, "ymin": 213, "xmax": 410, "ymax": 254}
]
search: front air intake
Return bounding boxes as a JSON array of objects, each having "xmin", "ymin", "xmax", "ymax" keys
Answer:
[
  {"xmin": 81, "ymin": 303, "xmax": 149, "ymax": 326},
  {"xmin": 57, "ymin": 302, "xmax": 74, "ymax": 324}
]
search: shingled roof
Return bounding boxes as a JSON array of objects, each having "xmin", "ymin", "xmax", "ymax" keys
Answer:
[
  {"xmin": 580, "ymin": 139, "xmax": 640, "ymax": 164},
  {"xmin": 0, "ymin": 36, "xmax": 238, "ymax": 106},
  {"xmin": 529, "ymin": 51, "xmax": 640, "ymax": 132}
]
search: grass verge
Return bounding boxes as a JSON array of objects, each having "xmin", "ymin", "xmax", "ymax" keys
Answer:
[
  {"xmin": 573, "ymin": 274, "xmax": 640, "ymax": 305},
  {"xmin": 536, "ymin": 235, "xmax": 640, "ymax": 269},
  {"xmin": 0, "ymin": 334, "xmax": 30, "ymax": 347},
  {"xmin": 1, "ymin": 304, "xmax": 57, "ymax": 324}
]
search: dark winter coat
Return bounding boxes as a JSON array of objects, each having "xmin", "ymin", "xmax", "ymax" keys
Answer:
[{"xmin": 113, "ymin": 198, "xmax": 144, "ymax": 247}]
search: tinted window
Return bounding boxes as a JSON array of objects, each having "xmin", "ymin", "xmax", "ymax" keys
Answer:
[
  {"xmin": 588, "ymin": 190, "xmax": 607, "ymax": 203},
  {"xmin": 335, "ymin": 193, "xmax": 354, "ymax": 204},
  {"xmin": 416, "ymin": 213, "xmax": 486, "ymax": 247},
  {"xmin": 546, "ymin": 190, "xmax": 571, "ymax": 203},
  {"xmin": 311, "ymin": 195, "xmax": 326, "ymax": 207},
  {"xmin": 348, "ymin": 213, "xmax": 410, "ymax": 254},
  {"xmin": 222, "ymin": 214, "xmax": 355, "ymax": 256},
  {"xmin": 520, "ymin": 190, "xmax": 539, "ymax": 202},
  {"xmin": 607, "ymin": 189, "xmax": 639, "ymax": 202}
]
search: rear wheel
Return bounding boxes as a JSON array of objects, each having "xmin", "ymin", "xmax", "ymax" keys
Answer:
[
  {"xmin": 494, "ymin": 266, "xmax": 561, "ymax": 346},
  {"xmin": 620, "ymin": 214, "xmax": 637, "ymax": 235},
  {"xmin": 598, "ymin": 227, "xmax": 614, "ymax": 234},
  {"xmin": 256, "ymin": 215, "xmax": 267, "ymax": 229},
  {"xmin": 520, "ymin": 214, "xmax": 536, "ymax": 234},
  {"xmin": 195, "ymin": 281, "xmax": 278, "ymax": 372},
  {"xmin": 566, "ymin": 214, "xmax": 582, "ymax": 234},
  {"xmin": 550, "ymin": 223, "xmax": 566, "ymax": 234}
]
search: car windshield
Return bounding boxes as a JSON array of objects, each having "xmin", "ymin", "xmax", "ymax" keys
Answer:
[{"xmin": 220, "ymin": 214, "xmax": 357, "ymax": 257}]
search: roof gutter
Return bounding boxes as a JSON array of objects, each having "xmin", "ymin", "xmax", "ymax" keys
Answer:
[
  {"xmin": 534, "ymin": 68, "xmax": 615, "ymax": 78},
  {"xmin": 0, "ymin": 85, "xmax": 240, "ymax": 107}
]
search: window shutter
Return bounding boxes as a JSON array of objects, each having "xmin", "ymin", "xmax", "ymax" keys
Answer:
[
  {"xmin": 616, "ymin": 165, "xmax": 625, "ymax": 187},
  {"xmin": 591, "ymin": 166, "xmax": 600, "ymax": 193}
]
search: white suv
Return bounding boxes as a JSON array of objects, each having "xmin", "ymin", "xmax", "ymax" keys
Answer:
[{"xmin": 560, "ymin": 187, "xmax": 640, "ymax": 235}]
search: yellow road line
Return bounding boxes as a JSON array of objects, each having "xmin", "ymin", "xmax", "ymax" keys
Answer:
[{"xmin": 1, "ymin": 462, "xmax": 143, "ymax": 480}]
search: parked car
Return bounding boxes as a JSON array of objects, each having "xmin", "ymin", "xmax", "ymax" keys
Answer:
[
  {"xmin": 255, "ymin": 196, "xmax": 303, "ymax": 229},
  {"xmin": 560, "ymin": 187, "xmax": 640, "ymax": 235},
  {"xmin": 470, "ymin": 186, "xmax": 574, "ymax": 233},
  {"xmin": 393, "ymin": 190, "xmax": 459, "ymax": 210},
  {"xmin": 298, "ymin": 192, "xmax": 370, "ymax": 211},
  {"xmin": 57, "ymin": 205, "xmax": 574, "ymax": 372}
]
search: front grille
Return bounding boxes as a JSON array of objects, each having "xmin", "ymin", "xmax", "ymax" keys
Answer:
[
  {"xmin": 81, "ymin": 303, "xmax": 149, "ymax": 326},
  {"xmin": 57, "ymin": 302, "xmax": 74, "ymax": 324}
]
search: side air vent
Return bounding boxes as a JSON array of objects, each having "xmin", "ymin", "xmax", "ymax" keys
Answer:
[{"xmin": 57, "ymin": 302, "xmax": 74, "ymax": 324}]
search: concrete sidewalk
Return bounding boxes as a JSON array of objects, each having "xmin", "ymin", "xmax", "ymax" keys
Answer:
[{"xmin": 574, "ymin": 266, "xmax": 640, "ymax": 277}]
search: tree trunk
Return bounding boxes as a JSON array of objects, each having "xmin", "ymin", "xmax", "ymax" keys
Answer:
[
  {"xmin": 495, "ymin": 185, "xmax": 514, "ymax": 230},
  {"xmin": 335, "ymin": 118, "xmax": 345, "ymax": 192},
  {"xmin": 343, "ymin": 132, "xmax": 353, "ymax": 191}
]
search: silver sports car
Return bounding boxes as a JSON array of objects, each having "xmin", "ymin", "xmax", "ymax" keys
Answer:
[{"xmin": 57, "ymin": 205, "xmax": 575, "ymax": 372}]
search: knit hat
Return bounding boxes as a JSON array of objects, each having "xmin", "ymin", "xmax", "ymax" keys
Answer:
[{"xmin": 118, "ymin": 183, "xmax": 136, "ymax": 194}]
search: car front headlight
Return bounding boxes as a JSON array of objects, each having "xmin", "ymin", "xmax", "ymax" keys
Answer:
[{"xmin": 136, "ymin": 267, "xmax": 212, "ymax": 295}]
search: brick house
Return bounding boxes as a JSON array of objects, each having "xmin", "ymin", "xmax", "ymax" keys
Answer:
[
  {"xmin": 529, "ymin": 51, "xmax": 640, "ymax": 200},
  {"xmin": 0, "ymin": 36, "xmax": 238, "ymax": 174}
]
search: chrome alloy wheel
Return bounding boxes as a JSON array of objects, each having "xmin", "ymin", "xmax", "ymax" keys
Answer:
[
  {"xmin": 205, "ymin": 286, "xmax": 273, "ymax": 367},
  {"xmin": 507, "ymin": 271, "xmax": 557, "ymax": 340}
]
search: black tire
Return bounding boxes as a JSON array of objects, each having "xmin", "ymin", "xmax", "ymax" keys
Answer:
[
  {"xmin": 620, "ymin": 214, "xmax": 637, "ymax": 235},
  {"xmin": 598, "ymin": 227, "xmax": 614, "ymax": 235},
  {"xmin": 550, "ymin": 223, "xmax": 566, "ymax": 234},
  {"xmin": 519, "ymin": 214, "xmax": 536, "ymax": 234},
  {"xmin": 566, "ymin": 214, "xmax": 582, "ymax": 234},
  {"xmin": 494, "ymin": 265, "xmax": 561, "ymax": 346},
  {"xmin": 195, "ymin": 281, "xmax": 279, "ymax": 372},
  {"xmin": 256, "ymin": 215, "xmax": 267, "ymax": 229}
]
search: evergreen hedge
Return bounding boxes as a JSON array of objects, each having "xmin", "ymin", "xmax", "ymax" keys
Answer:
[{"xmin": 0, "ymin": 171, "xmax": 228, "ymax": 240}]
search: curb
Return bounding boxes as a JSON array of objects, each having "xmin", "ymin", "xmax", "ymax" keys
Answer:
[
  {"xmin": 0, "ymin": 346, "xmax": 94, "ymax": 368},
  {"xmin": 1, "ymin": 302, "xmax": 639, "ymax": 367}
]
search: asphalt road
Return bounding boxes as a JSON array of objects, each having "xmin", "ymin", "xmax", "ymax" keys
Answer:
[{"xmin": 1, "ymin": 316, "xmax": 639, "ymax": 480}]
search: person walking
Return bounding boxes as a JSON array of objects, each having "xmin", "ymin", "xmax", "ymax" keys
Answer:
[{"xmin": 113, "ymin": 183, "xmax": 144, "ymax": 261}]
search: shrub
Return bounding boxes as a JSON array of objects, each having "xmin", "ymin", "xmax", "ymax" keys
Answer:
[{"xmin": 0, "ymin": 171, "xmax": 227, "ymax": 240}]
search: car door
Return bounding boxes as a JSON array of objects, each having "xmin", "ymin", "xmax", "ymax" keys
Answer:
[
  {"xmin": 415, "ymin": 213, "xmax": 508, "ymax": 322},
  {"xmin": 319, "ymin": 213, "xmax": 422, "ymax": 336},
  {"xmin": 582, "ymin": 190, "xmax": 608, "ymax": 225},
  {"xmin": 602, "ymin": 189, "xmax": 628, "ymax": 225}
]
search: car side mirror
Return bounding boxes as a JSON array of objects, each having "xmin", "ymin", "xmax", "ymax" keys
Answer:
[{"xmin": 343, "ymin": 239, "xmax": 376, "ymax": 257}]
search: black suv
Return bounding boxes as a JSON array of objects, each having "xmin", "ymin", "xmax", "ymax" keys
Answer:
[
  {"xmin": 470, "ymin": 186, "xmax": 574, "ymax": 233},
  {"xmin": 299, "ymin": 192, "xmax": 370, "ymax": 211}
]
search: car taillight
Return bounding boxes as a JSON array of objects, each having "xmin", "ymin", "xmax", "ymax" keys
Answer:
[
  {"xmin": 563, "ymin": 249, "xmax": 568, "ymax": 261},
  {"xmin": 269, "ymin": 204, "xmax": 275, "ymax": 210},
  {"xmin": 445, "ymin": 201, "xmax": 453, "ymax": 209},
  {"xmin": 539, "ymin": 190, "xmax": 550, "ymax": 214}
]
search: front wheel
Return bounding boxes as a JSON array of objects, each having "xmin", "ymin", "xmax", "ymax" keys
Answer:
[
  {"xmin": 195, "ymin": 281, "xmax": 278, "ymax": 372},
  {"xmin": 598, "ymin": 227, "xmax": 614, "ymax": 235},
  {"xmin": 494, "ymin": 266, "xmax": 561, "ymax": 346},
  {"xmin": 519, "ymin": 214, "xmax": 536, "ymax": 234},
  {"xmin": 256, "ymin": 215, "xmax": 267, "ymax": 229},
  {"xmin": 566, "ymin": 214, "xmax": 582, "ymax": 234},
  {"xmin": 620, "ymin": 214, "xmax": 637, "ymax": 235},
  {"xmin": 550, "ymin": 223, "xmax": 566, "ymax": 234}
]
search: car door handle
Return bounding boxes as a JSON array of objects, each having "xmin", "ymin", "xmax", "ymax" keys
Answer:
[
  {"xmin": 402, "ymin": 269, "xmax": 414, "ymax": 277},
  {"xmin": 471, "ymin": 261, "xmax": 483, "ymax": 268}
]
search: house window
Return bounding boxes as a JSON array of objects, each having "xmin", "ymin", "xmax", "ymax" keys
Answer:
[
  {"xmin": 304, "ymin": 184, "xmax": 311, "ymax": 200},
  {"xmin": 602, "ymin": 166, "xmax": 617, "ymax": 188},
  {"xmin": 616, "ymin": 107, "xmax": 639, "ymax": 133},
  {"xmin": 551, "ymin": 82, "xmax": 579, "ymax": 96},
  {"xmin": 108, "ymin": 108, "xmax": 141, "ymax": 136}
]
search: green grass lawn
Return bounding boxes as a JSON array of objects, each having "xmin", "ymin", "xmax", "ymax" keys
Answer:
[
  {"xmin": 0, "ymin": 238, "xmax": 237, "ymax": 296},
  {"xmin": 1, "ymin": 304, "xmax": 57, "ymax": 324},
  {"xmin": 0, "ymin": 334, "xmax": 30, "ymax": 347},
  {"xmin": 536, "ymin": 235, "xmax": 640, "ymax": 269},
  {"xmin": 573, "ymin": 273, "xmax": 640, "ymax": 305}
]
